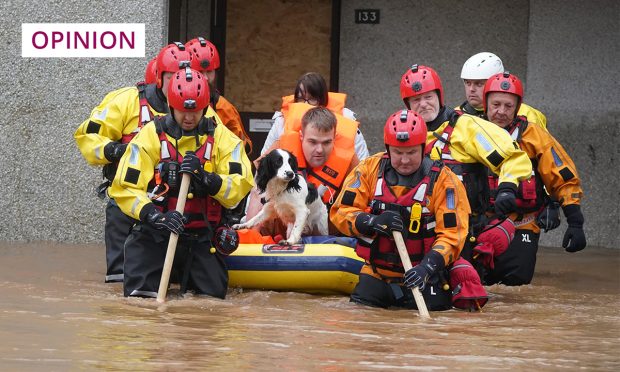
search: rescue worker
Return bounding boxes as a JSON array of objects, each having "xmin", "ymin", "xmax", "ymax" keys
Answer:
[
  {"xmin": 458, "ymin": 52, "xmax": 548, "ymax": 129},
  {"xmin": 74, "ymin": 42, "xmax": 196, "ymax": 283},
  {"xmin": 108, "ymin": 67, "xmax": 253, "ymax": 298},
  {"xmin": 459, "ymin": 52, "xmax": 562, "ymax": 233},
  {"xmin": 186, "ymin": 37, "xmax": 252, "ymax": 153},
  {"xmin": 400, "ymin": 64, "xmax": 532, "ymax": 234},
  {"xmin": 245, "ymin": 106, "xmax": 359, "ymax": 236},
  {"xmin": 476, "ymin": 72, "xmax": 586, "ymax": 285},
  {"xmin": 261, "ymin": 72, "xmax": 369, "ymax": 161},
  {"xmin": 330, "ymin": 110, "xmax": 486, "ymax": 311}
]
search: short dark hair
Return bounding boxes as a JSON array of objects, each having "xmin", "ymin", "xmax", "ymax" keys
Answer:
[
  {"xmin": 294, "ymin": 72, "xmax": 328, "ymax": 107},
  {"xmin": 301, "ymin": 107, "xmax": 337, "ymax": 133}
]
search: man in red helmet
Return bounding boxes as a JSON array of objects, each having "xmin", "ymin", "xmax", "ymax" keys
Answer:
[
  {"xmin": 109, "ymin": 67, "xmax": 253, "ymax": 298},
  {"xmin": 478, "ymin": 72, "xmax": 586, "ymax": 285},
  {"xmin": 330, "ymin": 110, "xmax": 485, "ymax": 311},
  {"xmin": 399, "ymin": 65, "xmax": 532, "ymax": 264},
  {"xmin": 74, "ymin": 43, "xmax": 225, "ymax": 283},
  {"xmin": 144, "ymin": 57, "xmax": 157, "ymax": 85},
  {"xmin": 186, "ymin": 37, "xmax": 252, "ymax": 153}
]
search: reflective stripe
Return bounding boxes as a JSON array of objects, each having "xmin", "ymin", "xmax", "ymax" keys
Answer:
[
  {"xmin": 130, "ymin": 198, "xmax": 140, "ymax": 216},
  {"xmin": 475, "ymin": 133, "xmax": 493, "ymax": 152},
  {"xmin": 427, "ymin": 221, "xmax": 436, "ymax": 229},
  {"xmin": 413, "ymin": 183, "xmax": 427, "ymax": 202},
  {"xmin": 511, "ymin": 128, "xmax": 519, "ymax": 141},
  {"xmin": 160, "ymin": 140, "xmax": 170, "ymax": 159},
  {"xmin": 205, "ymin": 142, "xmax": 213, "ymax": 160},
  {"xmin": 374, "ymin": 178, "xmax": 383, "ymax": 196},
  {"xmin": 140, "ymin": 106, "xmax": 152, "ymax": 124},
  {"xmin": 223, "ymin": 177, "xmax": 232, "ymax": 199},
  {"xmin": 129, "ymin": 289, "xmax": 158, "ymax": 298},
  {"xmin": 231, "ymin": 143, "xmax": 241, "ymax": 161},
  {"xmin": 105, "ymin": 273, "xmax": 124, "ymax": 282},
  {"xmin": 129, "ymin": 143, "xmax": 139, "ymax": 165},
  {"xmin": 95, "ymin": 146, "xmax": 102, "ymax": 160}
]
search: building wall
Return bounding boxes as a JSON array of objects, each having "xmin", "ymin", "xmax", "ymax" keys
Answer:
[
  {"xmin": 0, "ymin": 0, "xmax": 167, "ymax": 242},
  {"xmin": 340, "ymin": 0, "xmax": 619, "ymax": 249},
  {"xmin": 1, "ymin": 0, "xmax": 617, "ymax": 249}
]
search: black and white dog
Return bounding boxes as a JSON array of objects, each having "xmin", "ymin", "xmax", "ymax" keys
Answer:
[{"xmin": 232, "ymin": 149, "xmax": 328, "ymax": 244}]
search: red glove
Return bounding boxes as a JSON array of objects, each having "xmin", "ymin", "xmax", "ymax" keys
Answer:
[{"xmin": 472, "ymin": 218, "xmax": 516, "ymax": 269}]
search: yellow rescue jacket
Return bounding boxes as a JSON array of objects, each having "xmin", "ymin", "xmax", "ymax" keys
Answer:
[
  {"xmin": 108, "ymin": 117, "xmax": 254, "ymax": 221},
  {"xmin": 75, "ymin": 84, "xmax": 226, "ymax": 166}
]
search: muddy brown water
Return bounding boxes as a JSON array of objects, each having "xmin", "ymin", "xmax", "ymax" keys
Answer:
[{"xmin": 1, "ymin": 242, "xmax": 618, "ymax": 371}]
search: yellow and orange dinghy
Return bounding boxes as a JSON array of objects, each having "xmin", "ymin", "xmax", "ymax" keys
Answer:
[{"xmin": 225, "ymin": 236, "xmax": 364, "ymax": 295}]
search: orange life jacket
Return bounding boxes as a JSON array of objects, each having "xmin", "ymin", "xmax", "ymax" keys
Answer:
[
  {"xmin": 280, "ymin": 92, "xmax": 347, "ymax": 119},
  {"xmin": 279, "ymin": 103, "xmax": 357, "ymax": 204}
]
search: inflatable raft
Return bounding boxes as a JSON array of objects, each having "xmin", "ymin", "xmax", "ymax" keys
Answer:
[{"xmin": 225, "ymin": 237, "xmax": 364, "ymax": 295}]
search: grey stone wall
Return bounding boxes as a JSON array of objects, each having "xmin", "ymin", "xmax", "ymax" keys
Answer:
[
  {"xmin": 526, "ymin": 0, "xmax": 620, "ymax": 249},
  {"xmin": 0, "ymin": 0, "xmax": 167, "ymax": 242}
]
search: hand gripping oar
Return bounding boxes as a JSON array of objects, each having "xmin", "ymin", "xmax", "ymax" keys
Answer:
[
  {"xmin": 157, "ymin": 173, "xmax": 191, "ymax": 303},
  {"xmin": 393, "ymin": 231, "xmax": 431, "ymax": 319}
]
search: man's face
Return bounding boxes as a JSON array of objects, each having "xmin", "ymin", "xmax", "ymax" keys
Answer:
[
  {"xmin": 389, "ymin": 145, "xmax": 423, "ymax": 176},
  {"xmin": 406, "ymin": 91, "xmax": 440, "ymax": 122},
  {"xmin": 161, "ymin": 72, "xmax": 174, "ymax": 98},
  {"xmin": 463, "ymin": 79, "xmax": 487, "ymax": 109},
  {"xmin": 173, "ymin": 109, "xmax": 203, "ymax": 131},
  {"xmin": 486, "ymin": 92, "xmax": 519, "ymax": 128},
  {"xmin": 300, "ymin": 124, "xmax": 335, "ymax": 168}
]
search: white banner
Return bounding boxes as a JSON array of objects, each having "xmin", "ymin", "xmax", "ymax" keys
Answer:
[{"xmin": 22, "ymin": 23, "xmax": 145, "ymax": 58}]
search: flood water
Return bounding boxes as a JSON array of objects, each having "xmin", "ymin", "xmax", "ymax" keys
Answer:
[{"xmin": 1, "ymin": 242, "xmax": 618, "ymax": 371}]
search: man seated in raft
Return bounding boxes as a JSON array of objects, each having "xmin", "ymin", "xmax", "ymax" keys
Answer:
[{"xmin": 242, "ymin": 106, "xmax": 361, "ymax": 241}]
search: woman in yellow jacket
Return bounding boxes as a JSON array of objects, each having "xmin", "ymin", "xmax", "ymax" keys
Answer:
[
  {"xmin": 478, "ymin": 72, "xmax": 586, "ymax": 285},
  {"xmin": 331, "ymin": 110, "xmax": 487, "ymax": 311},
  {"xmin": 109, "ymin": 68, "xmax": 253, "ymax": 298}
]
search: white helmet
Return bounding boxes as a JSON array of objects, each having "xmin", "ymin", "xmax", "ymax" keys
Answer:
[{"xmin": 461, "ymin": 52, "xmax": 504, "ymax": 79}]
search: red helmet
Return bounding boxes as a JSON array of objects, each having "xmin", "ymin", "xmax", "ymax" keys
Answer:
[
  {"xmin": 186, "ymin": 37, "xmax": 221, "ymax": 72},
  {"xmin": 483, "ymin": 72, "xmax": 524, "ymax": 113},
  {"xmin": 144, "ymin": 57, "xmax": 157, "ymax": 84},
  {"xmin": 167, "ymin": 67, "xmax": 210, "ymax": 112},
  {"xmin": 400, "ymin": 64, "xmax": 444, "ymax": 107},
  {"xmin": 384, "ymin": 109, "xmax": 427, "ymax": 147},
  {"xmin": 155, "ymin": 42, "xmax": 191, "ymax": 89}
]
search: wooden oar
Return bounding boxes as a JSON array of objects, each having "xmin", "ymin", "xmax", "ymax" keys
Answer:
[
  {"xmin": 393, "ymin": 231, "xmax": 431, "ymax": 319},
  {"xmin": 157, "ymin": 173, "xmax": 191, "ymax": 303}
]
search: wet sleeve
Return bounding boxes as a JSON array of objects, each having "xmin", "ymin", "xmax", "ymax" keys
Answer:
[
  {"xmin": 329, "ymin": 156, "xmax": 379, "ymax": 236},
  {"xmin": 210, "ymin": 127, "xmax": 255, "ymax": 209},
  {"xmin": 108, "ymin": 124, "xmax": 162, "ymax": 220},
  {"xmin": 217, "ymin": 98, "xmax": 253, "ymax": 153},
  {"xmin": 428, "ymin": 168, "xmax": 471, "ymax": 267},
  {"xmin": 462, "ymin": 117, "xmax": 533, "ymax": 187},
  {"xmin": 521, "ymin": 125, "xmax": 583, "ymax": 207},
  {"xmin": 73, "ymin": 88, "xmax": 134, "ymax": 165}
]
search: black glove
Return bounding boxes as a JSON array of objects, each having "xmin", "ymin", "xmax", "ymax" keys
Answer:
[
  {"xmin": 103, "ymin": 142, "xmax": 128, "ymax": 162},
  {"xmin": 354, "ymin": 211, "xmax": 404, "ymax": 237},
  {"xmin": 494, "ymin": 183, "xmax": 518, "ymax": 216},
  {"xmin": 537, "ymin": 199, "xmax": 561, "ymax": 232},
  {"xmin": 179, "ymin": 152, "xmax": 222, "ymax": 195},
  {"xmin": 141, "ymin": 204, "xmax": 186, "ymax": 235},
  {"xmin": 562, "ymin": 204, "xmax": 586, "ymax": 253},
  {"xmin": 404, "ymin": 250, "xmax": 445, "ymax": 291},
  {"xmin": 214, "ymin": 227, "xmax": 240, "ymax": 256}
]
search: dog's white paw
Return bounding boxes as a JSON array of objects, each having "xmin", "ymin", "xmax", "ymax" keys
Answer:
[{"xmin": 231, "ymin": 223, "xmax": 245, "ymax": 230}]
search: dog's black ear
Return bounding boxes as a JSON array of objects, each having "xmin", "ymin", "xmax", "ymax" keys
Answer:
[
  {"xmin": 287, "ymin": 150, "xmax": 298, "ymax": 172},
  {"xmin": 286, "ymin": 173, "xmax": 302, "ymax": 193},
  {"xmin": 255, "ymin": 152, "xmax": 273, "ymax": 194},
  {"xmin": 305, "ymin": 182, "xmax": 319, "ymax": 205}
]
